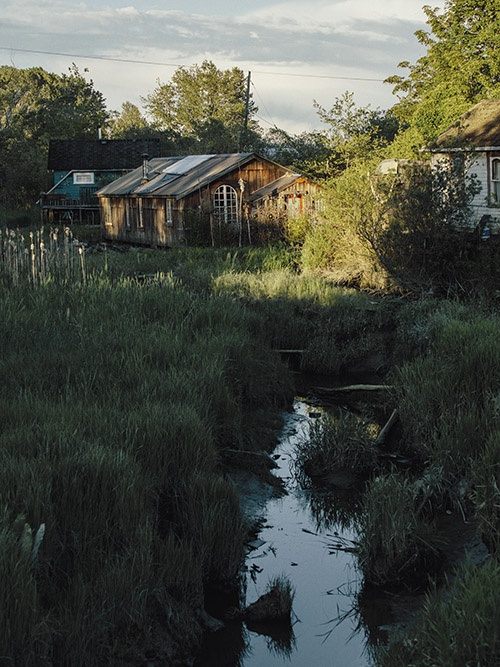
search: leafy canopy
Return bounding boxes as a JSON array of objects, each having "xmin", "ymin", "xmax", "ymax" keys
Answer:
[
  {"xmin": 143, "ymin": 60, "xmax": 259, "ymax": 153},
  {"xmin": 387, "ymin": 0, "xmax": 500, "ymax": 144}
]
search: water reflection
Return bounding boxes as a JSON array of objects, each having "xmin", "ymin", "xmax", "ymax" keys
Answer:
[
  {"xmin": 299, "ymin": 486, "xmax": 363, "ymax": 533},
  {"xmin": 245, "ymin": 619, "xmax": 296, "ymax": 658},
  {"xmin": 195, "ymin": 400, "xmax": 380, "ymax": 667}
]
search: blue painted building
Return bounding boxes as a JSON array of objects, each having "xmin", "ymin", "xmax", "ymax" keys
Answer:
[{"xmin": 39, "ymin": 139, "xmax": 161, "ymax": 224}]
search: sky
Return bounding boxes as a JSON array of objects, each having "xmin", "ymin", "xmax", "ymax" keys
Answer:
[{"xmin": 0, "ymin": 0, "xmax": 445, "ymax": 134}]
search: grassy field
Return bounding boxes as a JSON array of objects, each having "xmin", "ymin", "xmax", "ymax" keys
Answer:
[{"xmin": 1, "ymin": 225, "xmax": 500, "ymax": 665}]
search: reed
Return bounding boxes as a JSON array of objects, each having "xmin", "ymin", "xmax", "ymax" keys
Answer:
[
  {"xmin": 0, "ymin": 226, "xmax": 87, "ymax": 286},
  {"xmin": 294, "ymin": 410, "xmax": 379, "ymax": 484},
  {"xmin": 0, "ymin": 249, "xmax": 293, "ymax": 663},
  {"xmin": 378, "ymin": 559, "xmax": 500, "ymax": 667},
  {"xmin": 355, "ymin": 473, "xmax": 441, "ymax": 587}
]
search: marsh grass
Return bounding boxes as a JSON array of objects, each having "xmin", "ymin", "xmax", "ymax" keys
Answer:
[
  {"xmin": 472, "ymin": 430, "xmax": 500, "ymax": 555},
  {"xmin": 396, "ymin": 309, "xmax": 500, "ymax": 492},
  {"xmin": 0, "ymin": 226, "xmax": 87, "ymax": 286},
  {"xmin": 0, "ymin": 248, "xmax": 293, "ymax": 664},
  {"xmin": 355, "ymin": 473, "xmax": 442, "ymax": 587},
  {"xmin": 213, "ymin": 269, "xmax": 386, "ymax": 373},
  {"xmin": 294, "ymin": 410, "xmax": 379, "ymax": 485},
  {"xmin": 378, "ymin": 559, "xmax": 500, "ymax": 667}
]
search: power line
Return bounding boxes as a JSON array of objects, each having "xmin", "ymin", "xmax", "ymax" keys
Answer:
[{"xmin": 0, "ymin": 45, "xmax": 385, "ymax": 83}]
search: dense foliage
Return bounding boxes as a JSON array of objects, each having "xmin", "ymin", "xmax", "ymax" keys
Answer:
[
  {"xmin": 142, "ymin": 60, "xmax": 260, "ymax": 153},
  {"xmin": 0, "ymin": 65, "xmax": 109, "ymax": 212}
]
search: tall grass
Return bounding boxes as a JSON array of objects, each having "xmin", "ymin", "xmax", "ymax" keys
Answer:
[
  {"xmin": 294, "ymin": 410, "xmax": 379, "ymax": 484},
  {"xmin": 378, "ymin": 559, "xmax": 500, "ymax": 667},
  {"xmin": 0, "ymin": 238, "xmax": 294, "ymax": 664},
  {"xmin": 396, "ymin": 308, "xmax": 500, "ymax": 485},
  {"xmin": 355, "ymin": 473, "xmax": 441, "ymax": 587},
  {"xmin": 0, "ymin": 226, "xmax": 86, "ymax": 286}
]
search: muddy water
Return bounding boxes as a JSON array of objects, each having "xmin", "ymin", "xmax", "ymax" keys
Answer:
[{"xmin": 196, "ymin": 400, "xmax": 382, "ymax": 667}]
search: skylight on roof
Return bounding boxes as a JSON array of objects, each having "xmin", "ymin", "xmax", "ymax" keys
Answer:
[{"xmin": 162, "ymin": 155, "xmax": 213, "ymax": 175}]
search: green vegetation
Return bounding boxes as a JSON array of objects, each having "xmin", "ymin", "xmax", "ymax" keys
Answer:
[
  {"xmin": 379, "ymin": 559, "xmax": 500, "ymax": 667},
  {"xmin": 294, "ymin": 411, "xmax": 379, "ymax": 484},
  {"xmin": 2, "ymin": 227, "xmax": 500, "ymax": 664},
  {"xmin": 0, "ymin": 234, "xmax": 294, "ymax": 664},
  {"xmin": 2, "ymin": 2, "xmax": 500, "ymax": 662}
]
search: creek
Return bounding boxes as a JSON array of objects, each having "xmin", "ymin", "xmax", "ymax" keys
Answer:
[{"xmin": 194, "ymin": 398, "xmax": 389, "ymax": 667}]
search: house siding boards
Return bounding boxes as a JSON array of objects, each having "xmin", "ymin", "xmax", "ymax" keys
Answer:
[
  {"xmin": 40, "ymin": 139, "xmax": 161, "ymax": 224},
  {"xmin": 98, "ymin": 153, "xmax": 320, "ymax": 247},
  {"xmin": 430, "ymin": 100, "xmax": 500, "ymax": 232}
]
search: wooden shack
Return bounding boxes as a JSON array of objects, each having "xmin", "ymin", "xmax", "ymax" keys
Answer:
[{"xmin": 97, "ymin": 152, "xmax": 322, "ymax": 246}]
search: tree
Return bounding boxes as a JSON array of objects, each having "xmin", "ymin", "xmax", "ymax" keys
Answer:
[
  {"xmin": 143, "ymin": 61, "xmax": 259, "ymax": 153},
  {"xmin": 359, "ymin": 160, "xmax": 482, "ymax": 293},
  {"xmin": 108, "ymin": 101, "xmax": 152, "ymax": 139},
  {"xmin": 261, "ymin": 127, "xmax": 330, "ymax": 179},
  {"xmin": 0, "ymin": 65, "xmax": 109, "ymax": 210},
  {"xmin": 386, "ymin": 0, "xmax": 500, "ymax": 145},
  {"xmin": 312, "ymin": 92, "xmax": 398, "ymax": 177}
]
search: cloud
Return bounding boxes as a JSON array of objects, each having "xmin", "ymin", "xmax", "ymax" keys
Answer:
[{"xmin": 0, "ymin": 0, "xmax": 444, "ymax": 131}]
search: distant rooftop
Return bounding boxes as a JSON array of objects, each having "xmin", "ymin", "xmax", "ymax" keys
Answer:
[
  {"xmin": 433, "ymin": 99, "xmax": 500, "ymax": 149},
  {"xmin": 48, "ymin": 139, "xmax": 161, "ymax": 171}
]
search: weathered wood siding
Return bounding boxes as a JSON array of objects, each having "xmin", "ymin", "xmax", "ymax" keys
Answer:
[
  {"xmin": 251, "ymin": 180, "xmax": 323, "ymax": 224},
  {"xmin": 101, "ymin": 196, "xmax": 184, "ymax": 246}
]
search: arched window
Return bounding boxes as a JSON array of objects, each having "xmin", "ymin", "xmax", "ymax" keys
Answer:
[{"xmin": 213, "ymin": 185, "xmax": 238, "ymax": 224}]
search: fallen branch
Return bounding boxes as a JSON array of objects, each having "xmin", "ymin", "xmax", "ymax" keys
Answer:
[
  {"xmin": 312, "ymin": 384, "xmax": 393, "ymax": 394},
  {"xmin": 375, "ymin": 409, "xmax": 399, "ymax": 445}
]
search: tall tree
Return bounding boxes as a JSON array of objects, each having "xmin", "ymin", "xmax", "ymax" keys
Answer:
[
  {"xmin": 313, "ymin": 91, "xmax": 398, "ymax": 177},
  {"xmin": 0, "ymin": 65, "xmax": 109, "ymax": 209},
  {"xmin": 143, "ymin": 61, "xmax": 259, "ymax": 153},
  {"xmin": 387, "ymin": 0, "xmax": 500, "ymax": 145},
  {"xmin": 108, "ymin": 101, "xmax": 152, "ymax": 139}
]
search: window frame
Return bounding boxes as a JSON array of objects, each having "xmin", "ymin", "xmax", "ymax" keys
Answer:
[
  {"xmin": 73, "ymin": 172, "xmax": 95, "ymax": 185},
  {"xmin": 491, "ymin": 157, "xmax": 500, "ymax": 204},
  {"xmin": 213, "ymin": 184, "xmax": 239, "ymax": 225}
]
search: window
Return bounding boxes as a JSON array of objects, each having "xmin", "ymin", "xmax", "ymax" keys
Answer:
[
  {"xmin": 138, "ymin": 199, "xmax": 144, "ymax": 229},
  {"xmin": 213, "ymin": 185, "xmax": 238, "ymax": 224},
  {"xmin": 73, "ymin": 172, "xmax": 94, "ymax": 185},
  {"xmin": 166, "ymin": 200, "xmax": 173, "ymax": 227},
  {"xmin": 491, "ymin": 158, "xmax": 500, "ymax": 203}
]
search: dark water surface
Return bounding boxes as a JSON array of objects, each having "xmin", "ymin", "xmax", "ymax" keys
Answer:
[{"xmin": 196, "ymin": 400, "xmax": 379, "ymax": 667}]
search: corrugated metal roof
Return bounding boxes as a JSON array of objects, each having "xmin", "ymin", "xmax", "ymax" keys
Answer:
[
  {"xmin": 248, "ymin": 173, "xmax": 301, "ymax": 202},
  {"xmin": 433, "ymin": 99, "xmax": 500, "ymax": 149},
  {"xmin": 98, "ymin": 153, "xmax": 255, "ymax": 199}
]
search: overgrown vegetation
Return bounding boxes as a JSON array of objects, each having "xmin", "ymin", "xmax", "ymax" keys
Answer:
[
  {"xmin": 379, "ymin": 559, "xmax": 500, "ymax": 667},
  {"xmin": 2, "ymin": 226, "xmax": 500, "ymax": 664},
  {"xmin": 0, "ymin": 234, "xmax": 294, "ymax": 664}
]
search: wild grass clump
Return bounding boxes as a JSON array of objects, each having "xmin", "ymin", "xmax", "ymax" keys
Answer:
[
  {"xmin": 294, "ymin": 411, "xmax": 379, "ymax": 484},
  {"xmin": 378, "ymin": 559, "xmax": 500, "ymax": 667},
  {"xmin": 0, "ymin": 226, "xmax": 87, "ymax": 286},
  {"xmin": 245, "ymin": 574, "xmax": 295, "ymax": 624},
  {"xmin": 472, "ymin": 430, "xmax": 500, "ymax": 555},
  {"xmin": 396, "ymin": 309, "xmax": 500, "ymax": 484},
  {"xmin": 0, "ymin": 255, "xmax": 292, "ymax": 664},
  {"xmin": 355, "ymin": 473, "xmax": 441, "ymax": 587},
  {"xmin": 0, "ymin": 511, "xmax": 51, "ymax": 666}
]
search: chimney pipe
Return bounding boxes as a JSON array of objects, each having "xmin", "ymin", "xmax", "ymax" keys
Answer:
[{"xmin": 141, "ymin": 153, "xmax": 149, "ymax": 183}]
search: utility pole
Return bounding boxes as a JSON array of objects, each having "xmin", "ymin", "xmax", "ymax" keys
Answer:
[{"xmin": 238, "ymin": 71, "xmax": 251, "ymax": 152}]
